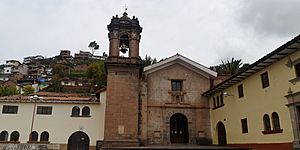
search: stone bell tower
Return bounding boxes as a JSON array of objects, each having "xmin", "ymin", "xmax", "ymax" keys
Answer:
[{"xmin": 103, "ymin": 12, "xmax": 142, "ymax": 146}]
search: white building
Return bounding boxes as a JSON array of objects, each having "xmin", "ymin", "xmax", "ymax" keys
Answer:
[{"xmin": 0, "ymin": 91, "xmax": 106, "ymax": 150}]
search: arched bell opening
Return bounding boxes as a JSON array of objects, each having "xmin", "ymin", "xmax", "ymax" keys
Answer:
[{"xmin": 119, "ymin": 35, "xmax": 129, "ymax": 57}]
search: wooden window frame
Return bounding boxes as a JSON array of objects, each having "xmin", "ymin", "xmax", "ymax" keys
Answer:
[
  {"xmin": 241, "ymin": 118, "xmax": 248, "ymax": 134},
  {"xmin": 171, "ymin": 80, "xmax": 183, "ymax": 91},
  {"xmin": 261, "ymin": 72, "xmax": 270, "ymax": 88},
  {"xmin": 238, "ymin": 84, "xmax": 244, "ymax": 98}
]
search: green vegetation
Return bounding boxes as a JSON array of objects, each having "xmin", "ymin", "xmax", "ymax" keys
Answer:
[
  {"xmin": 0, "ymin": 85, "xmax": 18, "ymax": 96},
  {"xmin": 23, "ymin": 85, "xmax": 35, "ymax": 95},
  {"xmin": 210, "ymin": 58, "xmax": 249, "ymax": 75},
  {"xmin": 141, "ymin": 55, "xmax": 157, "ymax": 67},
  {"xmin": 88, "ymin": 41, "xmax": 99, "ymax": 55},
  {"xmin": 87, "ymin": 61, "xmax": 106, "ymax": 91},
  {"xmin": 47, "ymin": 58, "xmax": 106, "ymax": 93},
  {"xmin": 49, "ymin": 64, "xmax": 68, "ymax": 92}
]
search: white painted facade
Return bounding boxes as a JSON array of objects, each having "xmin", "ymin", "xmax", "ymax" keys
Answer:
[{"xmin": 0, "ymin": 91, "xmax": 106, "ymax": 147}]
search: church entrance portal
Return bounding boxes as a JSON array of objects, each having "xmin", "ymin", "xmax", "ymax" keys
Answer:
[
  {"xmin": 170, "ymin": 113, "xmax": 189, "ymax": 143},
  {"xmin": 217, "ymin": 122, "xmax": 227, "ymax": 146},
  {"xmin": 68, "ymin": 131, "xmax": 90, "ymax": 150}
]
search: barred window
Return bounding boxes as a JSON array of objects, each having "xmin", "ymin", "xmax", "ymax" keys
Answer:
[
  {"xmin": 171, "ymin": 80, "xmax": 183, "ymax": 91},
  {"xmin": 37, "ymin": 106, "xmax": 52, "ymax": 115},
  {"xmin": 2, "ymin": 105, "xmax": 18, "ymax": 114}
]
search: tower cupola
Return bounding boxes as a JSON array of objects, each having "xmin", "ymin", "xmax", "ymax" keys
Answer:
[{"xmin": 107, "ymin": 12, "xmax": 143, "ymax": 59}]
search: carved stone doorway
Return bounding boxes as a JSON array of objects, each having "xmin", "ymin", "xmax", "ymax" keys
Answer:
[{"xmin": 170, "ymin": 113, "xmax": 189, "ymax": 143}]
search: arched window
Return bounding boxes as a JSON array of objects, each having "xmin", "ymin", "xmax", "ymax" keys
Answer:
[
  {"xmin": 40, "ymin": 131, "xmax": 49, "ymax": 142},
  {"xmin": 263, "ymin": 114, "xmax": 271, "ymax": 131},
  {"xmin": 82, "ymin": 106, "xmax": 90, "ymax": 116},
  {"xmin": 30, "ymin": 131, "xmax": 38, "ymax": 141},
  {"xmin": 10, "ymin": 131, "xmax": 19, "ymax": 141},
  {"xmin": 272, "ymin": 112, "xmax": 281, "ymax": 130},
  {"xmin": 71, "ymin": 106, "xmax": 80, "ymax": 116},
  {"xmin": 0, "ymin": 131, "xmax": 8, "ymax": 141}
]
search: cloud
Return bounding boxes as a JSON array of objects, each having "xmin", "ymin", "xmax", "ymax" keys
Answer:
[
  {"xmin": 0, "ymin": 0, "xmax": 299, "ymax": 68},
  {"xmin": 236, "ymin": 0, "xmax": 300, "ymax": 37}
]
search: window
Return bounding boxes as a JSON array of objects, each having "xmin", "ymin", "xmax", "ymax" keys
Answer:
[
  {"xmin": 37, "ymin": 106, "xmax": 52, "ymax": 115},
  {"xmin": 216, "ymin": 96, "xmax": 220, "ymax": 106},
  {"xmin": 10, "ymin": 131, "xmax": 19, "ymax": 141},
  {"xmin": 171, "ymin": 80, "xmax": 183, "ymax": 91},
  {"xmin": 30, "ymin": 131, "xmax": 38, "ymax": 141},
  {"xmin": 2, "ymin": 105, "xmax": 18, "ymax": 114},
  {"xmin": 71, "ymin": 106, "xmax": 80, "ymax": 116},
  {"xmin": 40, "ymin": 131, "xmax": 49, "ymax": 142},
  {"xmin": 212, "ymin": 94, "xmax": 224, "ymax": 109},
  {"xmin": 82, "ymin": 106, "xmax": 90, "ymax": 116},
  {"xmin": 272, "ymin": 112, "xmax": 281, "ymax": 130},
  {"xmin": 263, "ymin": 114, "xmax": 271, "ymax": 131},
  {"xmin": 241, "ymin": 118, "xmax": 248, "ymax": 133},
  {"xmin": 220, "ymin": 93, "xmax": 224, "ymax": 105},
  {"xmin": 295, "ymin": 63, "xmax": 300, "ymax": 77},
  {"xmin": 262, "ymin": 112, "xmax": 283, "ymax": 134},
  {"xmin": 213, "ymin": 97, "xmax": 216, "ymax": 108},
  {"xmin": 0, "ymin": 131, "xmax": 8, "ymax": 141},
  {"xmin": 238, "ymin": 84, "xmax": 244, "ymax": 98},
  {"xmin": 261, "ymin": 72, "xmax": 270, "ymax": 88}
]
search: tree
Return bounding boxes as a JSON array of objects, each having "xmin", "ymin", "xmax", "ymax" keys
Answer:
[
  {"xmin": 23, "ymin": 85, "xmax": 35, "ymax": 95},
  {"xmin": 88, "ymin": 41, "xmax": 99, "ymax": 55},
  {"xmin": 0, "ymin": 86, "xmax": 18, "ymax": 96},
  {"xmin": 86, "ymin": 61, "xmax": 106, "ymax": 91},
  {"xmin": 210, "ymin": 58, "xmax": 248, "ymax": 75},
  {"xmin": 50, "ymin": 64, "xmax": 68, "ymax": 92},
  {"xmin": 141, "ymin": 55, "xmax": 157, "ymax": 67}
]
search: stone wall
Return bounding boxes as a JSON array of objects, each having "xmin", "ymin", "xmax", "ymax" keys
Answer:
[{"xmin": 142, "ymin": 63, "xmax": 212, "ymax": 145}]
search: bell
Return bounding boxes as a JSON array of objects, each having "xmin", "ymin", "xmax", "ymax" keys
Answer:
[{"xmin": 120, "ymin": 43, "xmax": 128, "ymax": 54}]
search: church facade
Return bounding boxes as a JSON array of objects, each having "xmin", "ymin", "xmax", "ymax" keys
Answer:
[{"xmin": 101, "ymin": 12, "xmax": 217, "ymax": 147}]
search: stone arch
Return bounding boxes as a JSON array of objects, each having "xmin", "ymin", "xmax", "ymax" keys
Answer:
[{"xmin": 170, "ymin": 113, "xmax": 189, "ymax": 143}]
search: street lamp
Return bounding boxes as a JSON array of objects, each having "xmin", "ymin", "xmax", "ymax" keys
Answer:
[{"xmin": 29, "ymin": 95, "xmax": 42, "ymax": 142}]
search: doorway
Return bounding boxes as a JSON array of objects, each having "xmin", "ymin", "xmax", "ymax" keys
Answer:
[
  {"xmin": 217, "ymin": 122, "xmax": 227, "ymax": 146},
  {"xmin": 170, "ymin": 113, "xmax": 189, "ymax": 143},
  {"xmin": 68, "ymin": 131, "xmax": 90, "ymax": 150}
]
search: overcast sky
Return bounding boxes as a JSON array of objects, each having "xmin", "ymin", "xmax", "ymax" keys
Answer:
[{"xmin": 0, "ymin": 0, "xmax": 300, "ymax": 67}]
